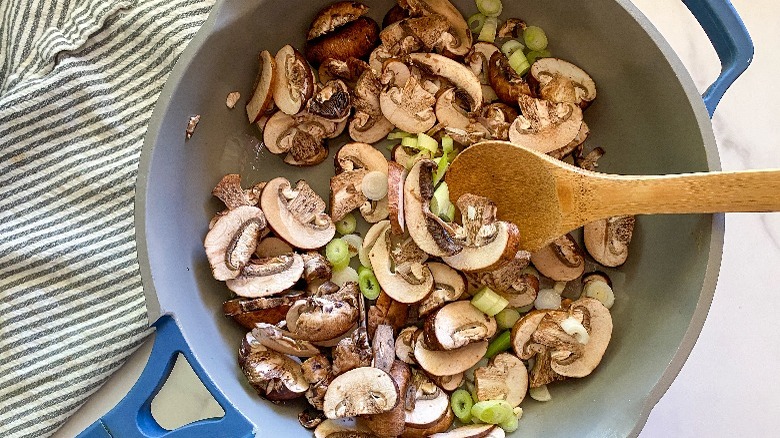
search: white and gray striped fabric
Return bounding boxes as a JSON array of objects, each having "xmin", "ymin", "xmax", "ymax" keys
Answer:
[{"xmin": 0, "ymin": 0, "xmax": 215, "ymax": 436}]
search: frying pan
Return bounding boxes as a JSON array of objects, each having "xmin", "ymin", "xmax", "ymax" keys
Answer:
[{"xmin": 77, "ymin": 0, "xmax": 752, "ymax": 436}]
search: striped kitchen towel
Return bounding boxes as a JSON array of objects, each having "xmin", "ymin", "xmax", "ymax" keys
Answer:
[{"xmin": 0, "ymin": 0, "xmax": 215, "ymax": 436}]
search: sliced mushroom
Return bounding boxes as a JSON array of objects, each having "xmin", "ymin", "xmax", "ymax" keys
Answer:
[
  {"xmin": 408, "ymin": 53, "xmax": 482, "ymax": 111},
  {"xmin": 478, "ymin": 103, "xmax": 519, "ymax": 141},
  {"xmin": 399, "ymin": 0, "xmax": 473, "ymax": 56},
  {"xmin": 383, "ymin": 4, "xmax": 410, "ymax": 28},
  {"xmin": 380, "ymin": 76, "xmax": 436, "ymax": 133},
  {"xmin": 473, "ymin": 353, "xmax": 528, "ymax": 406},
  {"xmin": 261, "ymin": 177, "xmax": 335, "ymax": 249},
  {"xmin": 226, "ymin": 253, "xmax": 305, "ymax": 298},
  {"xmin": 212, "ymin": 174, "xmax": 264, "ymax": 210},
  {"xmin": 314, "ymin": 418, "xmax": 375, "ymax": 438},
  {"xmin": 466, "ymin": 250, "xmax": 538, "ymax": 308},
  {"xmin": 548, "ymin": 121, "xmax": 590, "ymax": 160},
  {"xmin": 367, "ymin": 291, "xmax": 409, "ymax": 339},
  {"xmin": 404, "ymin": 159, "xmax": 462, "ymax": 257},
  {"xmin": 531, "ymin": 233, "xmax": 585, "ymax": 281},
  {"xmin": 510, "ymin": 310, "xmax": 548, "ymax": 360},
  {"xmin": 387, "ymin": 161, "xmax": 407, "ymax": 235},
  {"xmin": 306, "ymin": 16, "xmax": 380, "ymax": 67},
  {"xmin": 396, "ymin": 326, "xmax": 419, "ymax": 365},
  {"xmin": 333, "ymin": 327, "xmax": 373, "ymax": 376},
  {"xmin": 584, "ymin": 215, "xmax": 636, "ymax": 267},
  {"xmin": 434, "ymin": 88, "xmax": 491, "ymax": 140},
  {"xmin": 302, "ymin": 251, "xmax": 333, "ymax": 292},
  {"xmin": 278, "ymin": 124, "xmax": 330, "ymax": 167},
  {"xmin": 246, "ymin": 50, "xmax": 277, "ymax": 123},
  {"xmin": 363, "ymin": 360, "xmax": 411, "ymax": 438},
  {"xmin": 429, "ymin": 424, "xmax": 505, "ymax": 438},
  {"xmin": 308, "ymin": 79, "xmax": 352, "ymax": 121},
  {"xmin": 330, "ymin": 142, "xmax": 389, "ymax": 222},
  {"xmin": 255, "ymin": 236, "xmax": 294, "ymax": 258},
  {"xmin": 403, "ymin": 409, "xmax": 455, "ymax": 438},
  {"xmin": 414, "ymin": 330, "xmax": 488, "ymax": 376},
  {"xmin": 465, "ymin": 42, "xmax": 500, "ymax": 85},
  {"xmin": 530, "ymin": 58, "xmax": 597, "ymax": 108},
  {"xmin": 369, "ymin": 223, "xmax": 434, "ymax": 304},
  {"xmin": 287, "ymin": 282, "xmax": 360, "ymax": 342},
  {"xmin": 252, "ymin": 322, "xmax": 321, "ymax": 357},
  {"xmin": 418, "ymin": 262, "xmax": 466, "ymax": 317},
  {"xmin": 263, "ymin": 111, "xmax": 298, "ymax": 154},
  {"xmin": 273, "ymin": 45, "xmax": 315, "ymax": 115},
  {"xmin": 371, "ymin": 324, "xmax": 397, "ymax": 373},
  {"xmin": 204, "ymin": 206, "xmax": 267, "ymax": 281},
  {"xmin": 299, "ymin": 407, "xmax": 327, "ymax": 430},
  {"xmin": 360, "ymin": 196, "xmax": 390, "ymax": 223},
  {"xmin": 302, "ymin": 353, "xmax": 332, "ymax": 384},
  {"xmin": 487, "ymin": 51, "xmax": 532, "ymax": 107},
  {"xmin": 423, "ymin": 301, "xmax": 496, "ymax": 350},
  {"xmin": 350, "ymin": 70, "xmax": 395, "ymax": 143},
  {"xmin": 379, "ymin": 15, "xmax": 450, "ymax": 57},
  {"xmin": 508, "ymin": 94, "xmax": 584, "ymax": 154},
  {"xmin": 442, "ymin": 194, "xmax": 521, "ymax": 272},
  {"xmin": 548, "ymin": 298, "xmax": 613, "ymax": 377},
  {"xmin": 529, "ymin": 347, "xmax": 566, "ymax": 388},
  {"xmin": 497, "ymin": 18, "xmax": 526, "ymax": 38},
  {"xmin": 307, "ymin": 1, "xmax": 370, "ymax": 41},
  {"xmin": 324, "ymin": 367, "xmax": 399, "ymax": 418},
  {"xmin": 223, "ymin": 290, "xmax": 306, "ymax": 329},
  {"xmin": 239, "ymin": 338, "xmax": 309, "ymax": 401},
  {"xmin": 428, "ymin": 372, "xmax": 464, "ymax": 392},
  {"xmin": 319, "ymin": 57, "xmax": 371, "ymax": 86}
]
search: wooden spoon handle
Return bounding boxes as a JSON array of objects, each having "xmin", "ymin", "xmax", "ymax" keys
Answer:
[{"xmin": 582, "ymin": 169, "xmax": 780, "ymax": 220}]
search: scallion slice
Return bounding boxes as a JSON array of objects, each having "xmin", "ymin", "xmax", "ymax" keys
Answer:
[
  {"xmin": 478, "ymin": 16, "xmax": 498, "ymax": 43},
  {"xmin": 523, "ymin": 25, "xmax": 548, "ymax": 51},
  {"xmin": 471, "ymin": 400, "xmax": 513, "ymax": 425},
  {"xmin": 334, "ymin": 212, "xmax": 356, "ymax": 235},
  {"xmin": 417, "ymin": 132, "xmax": 439, "ymax": 154},
  {"xmin": 508, "ymin": 49, "xmax": 531, "ymax": 76},
  {"xmin": 442, "ymin": 135, "xmax": 454, "ymax": 155},
  {"xmin": 433, "ymin": 156, "xmax": 449, "ymax": 186},
  {"xmin": 430, "ymin": 181, "xmax": 451, "ymax": 217},
  {"xmin": 325, "ymin": 238, "xmax": 350, "ymax": 271},
  {"xmin": 387, "ymin": 130, "xmax": 413, "ymax": 140},
  {"xmin": 471, "ymin": 286, "xmax": 509, "ymax": 316},
  {"xmin": 401, "ymin": 136, "xmax": 419, "ymax": 149},
  {"xmin": 358, "ymin": 268, "xmax": 381, "ymax": 300},
  {"xmin": 501, "ymin": 39, "xmax": 524, "ymax": 57},
  {"xmin": 499, "ymin": 411, "xmax": 519, "ymax": 432},
  {"xmin": 484, "ymin": 330, "xmax": 512, "ymax": 359},
  {"xmin": 451, "ymin": 389, "xmax": 474, "ymax": 422},
  {"xmin": 476, "ymin": 0, "xmax": 503, "ymax": 18},
  {"xmin": 495, "ymin": 308, "xmax": 521, "ymax": 330},
  {"xmin": 468, "ymin": 13, "xmax": 487, "ymax": 34},
  {"xmin": 526, "ymin": 49, "xmax": 551, "ymax": 64}
]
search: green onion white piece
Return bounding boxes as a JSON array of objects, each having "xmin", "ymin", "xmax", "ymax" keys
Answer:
[
  {"xmin": 495, "ymin": 308, "xmax": 521, "ymax": 330},
  {"xmin": 340, "ymin": 234, "xmax": 362, "ymax": 258},
  {"xmin": 476, "ymin": 0, "xmax": 503, "ymax": 17},
  {"xmin": 442, "ymin": 135, "xmax": 454, "ymax": 154},
  {"xmin": 401, "ymin": 136, "xmax": 419, "ymax": 149},
  {"xmin": 442, "ymin": 203, "xmax": 456, "ymax": 222},
  {"xmin": 432, "ymin": 156, "xmax": 449, "ymax": 186},
  {"xmin": 499, "ymin": 412, "xmax": 519, "ymax": 432},
  {"xmin": 478, "ymin": 16, "xmax": 498, "ymax": 43},
  {"xmin": 534, "ymin": 288, "xmax": 561, "ymax": 310},
  {"xmin": 468, "ymin": 13, "xmax": 487, "ymax": 34},
  {"xmin": 501, "ymin": 39, "xmax": 524, "ymax": 57},
  {"xmin": 526, "ymin": 49, "xmax": 551, "ymax": 64},
  {"xmin": 387, "ymin": 130, "xmax": 413, "ymax": 140},
  {"xmin": 508, "ymin": 49, "xmax": 530, "ymax": 76},
  {"xmin": 361, "ymin": 170, "xmax": 388, "ymax": 201},
  {"xmin": 523, "ymin": 26, "xmax": 548, "ymax": 51},
  {"xmin": 560, "ymin": 316, "xmax": 590, "ymax": 344},
  {"xmin": 583, "ymin": 279, "xmax": 615, "ymax": 308},
  {"xmin": 334, "ymin": 212, "xmax": 356, "ymax": 235},
  {"xmin": 553, "ymin": 281, "xmax": 567, "ymax": 293},
  {"xmin": 529, "ymin": 384, "xmax": 552, "ymax": 402},
  {"xmin": 472, "ymin": 286, "xmax": 509, "ymax": 316},
  {"xmin": 430, "ymin": 181, "xmax": 451, "ymax": 218},
  {"xmin": 330, "ymin": 266, "xmax": 359, "ymax": 287},
  {"xmin": 417, "ymin": 132, "xmax": 439, "ymax": 155},
  {"xmin": 471, "ymin": 400, "xmax": 514, "ymax": 424}
]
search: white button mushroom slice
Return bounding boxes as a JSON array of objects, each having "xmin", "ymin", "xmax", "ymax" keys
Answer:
[
  {"xmin": 323, "ymin": 367, "xmax": 399, "ymax": 418},
  {"xmin": 465, "ymin": 42, "xmax": 500, "ymax": 85},
  {"xmin": 530, "ymin": 58, "xmax": 597, "ymax": 108},
  {"xmin": 225, "ymin": 253, "xmax": 304, "ymax": 298},
  {"xmin": 359, "ymin": 220, "xmax": 390, "ymax": 268},
  {"xmin": 364, "ymin": 360, "xmax": 411, "ymax": 437},
  {"xmin": 251, "ymin": 323, "xmax": 321, "ymax": 357},
  {"xmin": 246, "ymin": 50, "xmax": 276, "ymax": 123},
  {"xmin": 584, "ymin": 215, "xmax": 636, "ymax": 267},
  {"xmin": 408, "ymin": 53, "xmax": 482, "ymax": 112},
  {"xmin": 331, "ymin": 266, "xmax": 359, "ymax": 287},
  {"xmin": 369, "ymin": 223, "xmax": 434, "ymax": 304},
  {"xmin": 362, "ymin": 170, "xmax": 389, "ymax": 201},
  {"xmin": 360, "ymin": 196, "xmax": 390, "ymax": 223},
  {"xmin": 254, "ymin": 236, "xmax": 294, "ymax": 258},
  {"xmin": 330, "ymin": 142, "xmax": 389, "ymax": 222},
  {"xmin": 423, "ymin": 301, "xmax": 497, "ymax": 351},
  {"xmin": 548, "ymin": 121, "xmax": 590, "ymax": 160},
  {"xmin": 211, "ymin": 174, "xmax": 265, "ymax": 210},
  {"xmin": 473, "ymin": 353, "xmax": 528, "ymax": 407},
  {"xmin": 413, "ymin": 330, "xmax": 488, "ymax": 376},
  {"xmin": 349, "ymin": 71, "xmax": 396, "ymax": 143},
  {"xmin": 418, "ymin": 262, "xmax": 466, "ymax": 317},
  {"xmin": 262, "ymin": 111, "xmax": 297, "ymax": 155},
  {"xmin": 314, "ymin": 418, "xmax": 374, "ymax": 438},
  {"xmin": 429, "ymin": 424, "xmax": 505, "ymax": 438},
  {"xmin": 530, "ymin": 233, "xmax": 585, "ymax": 281},
  {"xmin": 204, "ymin": 205, "xmax": 267, "ymax": 281},
  {"xmin": 400, "ymin": 0, "xmax": 473, "ymax": 57},
  {"xmin": 380, "ymin": 76, "xmax": 436, "ymax": 134},
  {"xmin": 434, "ymin": 88, "xmax": 491, "ymax": 138},
  {"xmin": 508, "ymin": 94, "xmax": 584, "ymax": 154},
  {"xmin": 387, "ymin": 161, "xmax": 407, "ymax": 235},
  {"xmin": 510, "ymin": 310, "xmax": 548, "ymax": 360},
  {"xmin": 238, "ymin": 339, "xmax": 309, "ymax": 401},
  {"xmin": 312, "ymin": 323, "xmax": 359, "ymax": 348},
  {"xmin": 286, "ymin": 282, "xmax": 361, "ymax": 342},
  {"xmin": 441, "ymin": 194, "xmax": 521, "ymax": 272},
  {"xmin": 404, "ymin": 379, "xmax": 450, "ymax": 429},
  {"xmin": 428, "ymin": 371, "xmax": 464, "ymax": 392},
  {"xmin": 405, "ymin": 160, "xmax": 463, "ymax": 258},
  {"xmin": 272, "ymin": 45, "xmax": 315, "ymax": 115},
  {"xmin": 261, "ymin": 177, "xmax": 335, "ymax": 250},
  {"xmin": 548, "ymin": 298, "xmax": 613, "ymax": 378}
]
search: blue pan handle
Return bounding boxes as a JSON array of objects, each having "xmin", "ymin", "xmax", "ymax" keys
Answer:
[
  {"xmin": 77, "ymin": 315, "xmax": 255, "ymax": 438},
  {"xmin": 681, "ymin": 0, "xmax": 753, "ymax": 117}
]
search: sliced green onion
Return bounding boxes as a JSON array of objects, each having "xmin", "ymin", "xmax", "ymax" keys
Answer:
[
  {"xmin": 387, "ymin": 130, "xmax": 413, "ymax": 140},
  {"xmin": 525, "ymin": 49, "xmax": 551, "ymax": 64},
  {"xmin": 335, "ymin": 212, "xmax": 356, "ymax": 235},
  {"xmin": 341, "ymin": 234, "xmax": 362, "ymax": 258},
  {"xmin": 451, "ymin": 389, "xmax": 474, "ymax": 422},
  {"xmin": 583, "ymin": 279, "xmax": 615, "ymax": 309},
  {"xmin": 442, "ymin": 135, "xmax": 454, "ymax": 155},
  {"xmin": 471, "ymin": 400, "xmax": 513, "ymax": 425},
  {"xmin": 401, "ymin": 136, "xmax": 419, "ymax": 149},
  {"xmin": 471, "ymin": 287, "xmax": 509, "ymax": 316},
  {"xmin": 499, "ymin": 411, "xmax": 519, "ymax": 433},
  {"xmin": 325, "ymin": 238, "xmax": 350, "ymax": 271},
  {"xmin": 523, "ymin": 25, "xmax": 548, "ymax": 51},
  {"xmin": 432, "ymin": 156, "xmax": 449, "ymax": 186},
  {"xmin": 495, "ymin": 308, "xmax": 521, "ymax": 330},
  {"xmin": 508, "ymin": 49, "xmax": 531, "ymax": 76},
  {"xmin": 485, "ymin": 330, "xmax": 512, "ymax": 359},
  {"xmin": 442, "ymin": 203, "xmax": 456, "ymax": 222},
  {"xmin": 476, "ymin": 0, "xmax": 502, "ymax": 17},
  {"xmin": 477, "ymin": 16, "xmax": 498, "ymax": 43},
  {"xmin": 417, "ymin": 132, "xmax": 439, "ymax": 155},
  {"xmin": 331, "ymin": 266, "xmax": 358, "ymax": 286},
  {"xmin": 501, "ymin": 39, "xmax": 524, "ymax": 57},
  {"xmin": 358, "ymin": 268, "xmax": 381, "ymax": 300},
  {"xmin": 529, "ymin": 384, "xmax": 552, "ymax": 402},
  {"xmin": 430, "ymin": 181, "xmax": 451, "ymax": 218},
  {"xmin": 468, "ymin": 13, "xmax": 487, "ymax": 34}
]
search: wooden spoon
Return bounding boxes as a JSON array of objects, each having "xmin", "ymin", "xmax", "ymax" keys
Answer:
[{"xmin": 446, "ymin": 140, "xmax": 780, "ymax": 252}]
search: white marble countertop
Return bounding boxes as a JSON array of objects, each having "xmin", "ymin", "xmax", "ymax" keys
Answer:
[{"xmin": 55, "ymin": 0, "xmax": 780, "ymax": 436}]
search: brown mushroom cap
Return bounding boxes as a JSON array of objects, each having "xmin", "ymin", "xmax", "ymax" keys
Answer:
[
  {"xmin": 473, "ymin": 353, "xmax": 528, "ymax": 407},
  {"xmin": 323, "ymin": 367, "xmax": 399, "ymax": 418},
  {"xmin": 223, "ymin": 290, "xmax": 306, "ymax": 329},
  {"xmin": 204, "ymin": 206, "xmax": 267, "ymax": 281},
  {"xmin": 429, "ymin": 424, "xmax": 504, "ymax": 438},
  {"xmin": 308, "ymin": 79, "xmax": 352, "ymax": 121},
  {"xmin": 246, "ymin": 50, "xmax": 276, "ymax": 123},
  {"xmin": 414, "ymin": 330, "xmax": 488, "ymax": 376},
  {"xmin": 369, "ymin": 223, "xmax": 434, "ymax": 304},
  {"xmin": 487, "ymin": 51, "xmax": 532, "ymax": 108},
  {"xmin": 239, "ymin": 340, "xmax": 309, "ymax": 401},
  {"xmin": 549, "ymin": 298, "xmax": 613, "ymax": 377},
  {"xmin": 584, "ymin": 215, "xmax": 636, "ymax": 267},
  {"xmin": 251, "ymin": 322, "xmax": 321, "ymax": 357},
  {"xmin": 530, "ymin": 233, "xmax": 585, "ymax": 281},
  {"xmin": 273, "ymin": 45, "xmax": 315, "ymax": 115},
  {"xmin": 332, "ymin": 327, "xmax": 373, "ymax": 376},
  {"xmin": 418, "ymin": 262, "xmax": 466, "ymax": 317},
  {"xmin": 399, "ymin": 0, "xmax": 472, "ymax": 56},
  {"xmin": 530, "ymin": 58, "xmax": 597, "ymax": 108},
  {"xmin": 305, "ymin": 16, "xmax": 379, "ymax": 67},
  {"xmin": 226, "ymin": 253, "xmax": 305, "ymax": 298},
  {"xmin": 423, "ymin": 301, "xmax": 497, "ymax": 350},
  {"xmin": 307, "ymin": 1, "xmax": 369, "ymax": 41},
  {"xmin": 261, "ymin": 177, "xmax": 335, "ymax": 250},
  {"xmin": 508, "ymin": 94, "xmax": 584, "ymax": 154}
]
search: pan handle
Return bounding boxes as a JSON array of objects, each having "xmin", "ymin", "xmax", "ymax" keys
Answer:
[
  {"xmin": 681, "ymin": 0, "xmax": 753, "ymax": 117},
  {"xmin": 77, "ymin": 315, "xmax": 255, "ymax": 438}
]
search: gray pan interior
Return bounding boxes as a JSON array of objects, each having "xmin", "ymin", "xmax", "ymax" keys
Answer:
[{"xmin": 135, "ymin": 0, "xmax": 723, "ymax": 436}]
